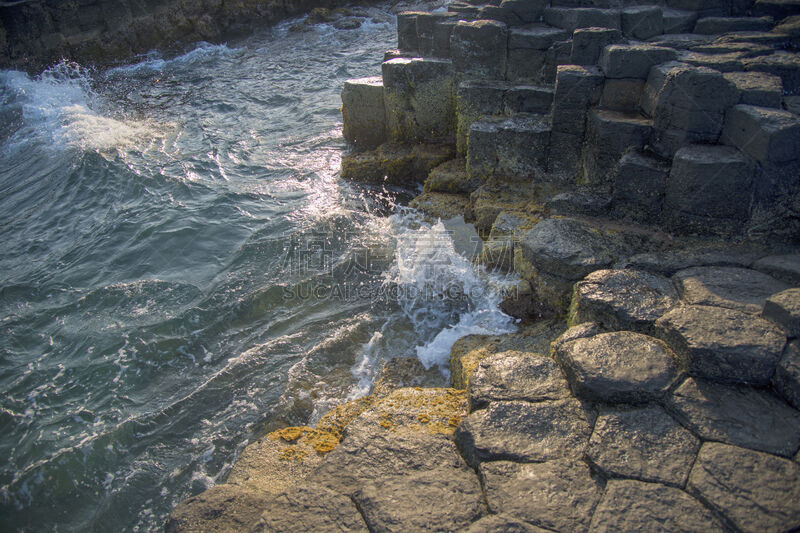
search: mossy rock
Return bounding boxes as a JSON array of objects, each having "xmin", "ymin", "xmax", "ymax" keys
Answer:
[
  {"xmin": 424, "ymin": 158, "xmax": 482, "ymax": 194},
  {"xmin": 409, "ymin": 192, "xmax": 470, "ymax": 221},
  {"xmin": 341, "ymin": 142, "xmax": 454, "ymax": 185}
]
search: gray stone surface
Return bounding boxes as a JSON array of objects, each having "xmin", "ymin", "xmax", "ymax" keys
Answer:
[
  {"xmin": 655, "ymin": 304, "xmax": 786, "ymax": 385},
  {"xmin": 622, "ymin": 6, "xmax": 663, "ymax": 40},
  {"xmin": 662, "ymin": 8, "xmax": 699, "ymax": 34},
  {"xmin": 663, "ymin": 144, "xmax": 753, "ymax": 236},
  {"xmin": 554, "ymin": 331, "xmax": 682, "ymax": 403},
  {"xmin": 505, "ymin": 85, "xmax": 554, "ymax": 114},
  {"xmin": 455, "ymin": 399, "xmax": 593, "ymax": 467},
  {"xmin": 551, "ymin": 65, "xmax": 604, "ymax": 137},
  {"xmin": 508, "ymin": 24, "xmax": 569, "ymax": 83},
  {"xmin": 544, "ymin": 191, "xmax": 610, "ymax": 217},
  {"xmin": 611, "ymin": 149, "xmax": 670, "ymax": 223},
  {"xmin": 165, "ymin": 484, "xmax": 273, "ymax": 533},
  {"xmin": 416, "ymin": 12, "xmax": 458, "ymax": 57},
  {"xmin": 455, "ymin": 80, "xmax": 506, "ymax": 155},
  {"xmin": 722, "ymin": 104, "xmax": 800, "ymax": 164},
  {"xmin": 253, "ymin": 483, "xmax": 369, "ymax": 533},
  {"xmin": 424, "ymin": 157, "xmax": 481, "ymax": 194},
  {"xmin": 409, "ymin": 192, "xmax": 469, "ymax": 221},
  {"xmin": 464, "ymin": 514, "xmax": 549, "ymax": 533},
  {"xmin": 694, "ymin": 16, "xmax": 775, "ymax": 35},
  {"xmin": 600, "ymin": 78, "xmax": 645, "ymax": 111},
  {"xmin": 544, "ymin": 7, "xmax": 621, "ymax": 33},
  {"xmin": 354, "ymin": 467, "xmax": 485, "ymax": 533},
  {"xmin": 396, "ymin": 11, "xmax": 423, "ymax": 52},
  {"xmin": 480, "ymin": 459, "xmax": 604, "ymax": 533},
  {"xmin": 550, "ymin": 322, "xmax": 602, "ymax": 356},
  {"xmin": 752, "ymin": 253, "xmax": 800, "ymax": 286},
  {"xmin": 673, "ymin": 266, "xmax": 790, "ymax": 314},
  {"xmin": 469, "ymin": 350, "xmax": 571, "ymax": 410},
  {"xmin": 342, "ymin": 76, "xmax": 386, "ymax": 149},
  {"xmin": 570, "ymin": 27, "xmax": 622, "ymax": 66},
  {"xmin": 600, "ymin": 44, "xmax": 678, "ymax": 79},
  {"xmin": 774, "ymin": 340, "xmax": 800, "ymax": 410},
  {"xmin": 616, "ymin": 246, "xmax": 763, "ymax": 276},
  {"xmin": 569, "ymin": 268, "xmax": 678, "ymax": 334},
  {"xmin": 723, "ymin": 71, "xmax": 783, "ymax": 108},
  {"xmin": 589, "ymin": 479, "xmax": 725, "ymax": 532},
  {"xmin": 688, "ymin": 442, "xmax": 800, "ymax": 533},
  {"xmin": 467, "ymin": 114, "xmax": 550, "ymax": 181},
  {"xmin": 587, "ymin": 406, "xmax": 700, "ymax": 487},
  {"xmin": 743, "ymin": 51, "xmax": 800, "ymax": 94},
  {"xmin": 450, "ymin": 20, "xmax": 508, "ymax": 80},
  {"xmin": 667, "ymin": 377, "xmax": 800, "ymax": 457}
]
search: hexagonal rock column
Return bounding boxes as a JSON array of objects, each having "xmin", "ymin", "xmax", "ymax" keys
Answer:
[
  {"xmin": 688, "ymin": 443, "xmax": 800, "ymax": 533},
  {"xmin": 621, "ymin": 6, "xmax": 664, "ymax": 40},
  {"xmin": 480, "ymin": 459, "xmax": 604, "ymax": 533},
  {"xmin": 569, "ymin": 269, "xmax": 678, "ymax": 335},
  {"xmin": 570, "ymin": 27, "xmax": 621, "ymax": 67},
  {"xmin": 723, "ymin": 72, "xmax": 784, "ymax": 108},
  {"xmin": 508, "ymin": 24, "xmax": 570, "ymax": 83},
  {"xmin": 663, "ymin": 144, "xmax": 754, "ymax": 236},
  {"xmin": 587, "ymin": 406, "xmax": 700, "ymax": 487},
  {"xmin": 589, "ymin": 480, "xmax": 725, "ymax": 532},
  {"xmin": 611, "ymin": 149, "xmax": 671, "ymax": 223},
  {"xmin": 599, "ymin": 44, "xmax": 678, "ymax": 80},
  {"xmin": 450, "ymin": 20, "xmax": 508, "ymax": 80},
  {"xmin": 774, "ymin": 340, "xmax": 800, "ymax": 410},
  {"xmin": 673, "ymin": 266, "xmax": 790, "ymax": 314},
  {"xmin": 415, "ymin": 11, "xmax": 460, "ymax": 58},
  {"xmin": 382, "ymin": 57, "xmax": 455, "ymax": 143},
  {"xmin": 722, "ymin": 105, "xmax": 800, "ymax": 165},
  {"xmin": 341, "ymin": 77, "xmax": 386, "ymax": 150},
  {"xmin": 553, "ymin": 331, "xmax": 682, "ymax": 403},
  {"xmin": 655, "ymin": 304, "xmax": 786, "ymax": 385},
  {"xmin": 396, "ymin": 11, "xmax": 424, "ymax": 53},
  {"xmin": 467, "ymin": 114, "xmax": 550, "ymax": 182},
  {"xmin": 543, "ymin": 7, "xmax": 621, "ymax": 33},
  {"xmin": 455, "ymin": 398, "xmax": 594, "ymax": 467},
  {"xmin": 666, "ymin": 377, "xmax": 800, "ymax": 458}
]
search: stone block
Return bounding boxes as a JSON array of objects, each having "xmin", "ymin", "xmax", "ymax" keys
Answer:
[
  {"xmin": 640, "ymin": 61, "xmax": 683, "ymax": 118},
  {"xmin": 673, "ymin": 266, "xmax": 790, "ymax": 314},
  {"xmin": 688, "ymin": 443, "xmax": 800, "ymax": 533},
  {"xmin": 774, "ymin": 340, "xmax": 800, "ymax": 409},
  {"xmin": 165, "ymin": 484, "xmax": 276, "ymax": 533},
  {"xmin": 546, "ymin": 131, "xmax": 584, "ymax": 182},
  {"xmin": 504, "ymin": 85, "xmax": 553, "ymax": 114},
  {"xmin": 664, "ymin": 144, "xmax": 753, "ymax": 235},
  {"xmin": 662, "ymin": 7, "xmax": 699, "ymax": 34},
  {"xmin": 721, "ymin": 104, "xmax": 800, "ymax": 164},
  {"xmin": 508, "ymin": 23, "xmax": 570, "ymax": 51},
  {"xmin": 544, "ymin": 191, "xmax": 610, "ymax": 216},
  {"xmin": 498, "ymin": 0, "xmax": 547, "ymax": 25},
  {"xmin": 543, "ymin": 7, "xmax": 621, "ymax": 33},
  {"xmin": 621, "ymin": 6, "xmax": 663, "ymax": 40},
  {"xmin": 763, "ymin": 288, "xmax": 800, "ymax": 338},
  {"xmin": 455, "ymin": 399, "xmax": 594, "ymax": 466},
  {"xmin": 681, "ymin": 51, "xmax": 749, "ymax": 73},
  {"xmin": 694, "ymin": 16, "xmax": 774, "ymax": 35},
  {"xmin": 341, "ymin": 76, "xmax": 385, "ymax": 150},
  {"xmin": 469, "ymin": 181, "xmax": 537, "ymax": 232},
  {"xmin": 450, "ymin": 20, "xmax": 508, "ymax": 80},
  {"xmin": 569, "ymin": 268, "xmax": 678, "ymax": 334},
  {"xmin": 570, "ymin": 26, "xmax": 622, "ymax": 66},
  {"xmin": 409, "ymin": 192, "xmax": 469, "ymax": 220},
  {"xmin": 543, "ymin": 39, "xmax": 575, "ymax": 83},
  {"xmin": 752, "ymin": 253, "xmax": 800, "ymax": 286},
  {"xmin": 464, "ymin": 515, "xmax": 545, "ymax": 533},
  {"xmin": 581, "ymin": 109, "xmax": 653, "ymax": 191},
  {"xmin": 587, "ymin": 408, "xmax": 700, "ymax": 487},
  {"xmin": 551, "ymin": 64, "xmax": 604, "ymax": 136},
  {"xmin": 744, "ymin": 51, "xmax": 800, "ymax": 95},
  {"xmin": 553, "ymin": 331, "xmax": 682, "ymax": 403},
  {"xmin": 467, "ymin": 114, "xmax": 550, "ymax": 181},
  {"xmin": 382, "ymin": 58, "xmax": 455, "ymax": 143},
  {"xmin": 599, "ymin": 44, "xmax": 679, "ymax": 79},
  {"xmin": 456, "ymin": 80, "xmax": 507, "ymax": 155},
  {"xmin": 600, "ymin": 78, "xmax": 645, "ymax": 111},
  {"xmin": 432, "ymin": 20, "xmax": 457, "ymax": 58},
  {"xmin": 396, "ymin": 11, "xmax": 423, "ymax": 52},
  {"xmin": 424, "ymin": 157, "xmax": 481, "ymax": 194},
  {"xmin": 416, "ymin": 12, "xmax": 458, "ymax": 57},
  {"xmin": 341, "ymin": 142, "xmax": 454, "ymax": 185},
  {"xmin": 612, "ymin": 149, "xmax": 670, "ymax": 223},
  {"xmin": 668, "ymin": 377, "xmax": 800, "ymax": 457},
  {"xmin": 664, "ymin": 0, "xmax": 730, "ymax": 17},
  {"xmin": 655, "ymin": 305, "xmax": 786, "ymax": 386},
  {"xmin": 724, "ymin": 71, "xmax": 783, "ymax": 108}
]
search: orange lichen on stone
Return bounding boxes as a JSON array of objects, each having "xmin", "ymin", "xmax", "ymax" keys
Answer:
[{"xmin": 269, "ymin": 426, "xmax": 308, "ymax": 443}]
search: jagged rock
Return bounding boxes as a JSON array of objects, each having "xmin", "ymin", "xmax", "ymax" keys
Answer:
[
  {"xmin": 464, "ymin": 514, "xmax": 549, "ymax": 533},
  {"xmin": 570, "ymin": 27, "xmax": 622, "ymax": 66},
  {"xmin": 468, "ymin": 180, "xmax": 537, "ymax": 232},
  {"xmin": 480, "ymin": 459, "xmax": 604, "ymax": 533},
  {"xmin": 663, "ymin": 144, "xmax": 753, "ymax": 236},
  {"xmin": 589, "ymin": 479, "xmax": 725, "ymax": 532},
  {"xmin": 723, "ymin": 71, "xmax": 784, "ymax": 108},
  {"xmin": 340, "ymin": 142, "xmax": 454, "ymax": 185},
  {"xmin": 600, "ymin": 78, "xmax": 646, "ymax": 112},
  {"xmin": 673, "ymin": 266, "xmax": 790, "ymax": 314},
  {"xmin": 600, "ymin": 44, "xmax": 679, "ymax": 79},
  {"xmin": 165, "ymin": 484, "xmax": 273, "ymax": 533},
  {"xmin": 508, "ymin": 24, "xmax": 570, "ymax": 83},
  {"xmin": 544, "ymin": 7, "xmax": 621, "ymax": 33},
  {"xmin": 468, "ymin": 350, "xmax": 571, "ymax": 410},
  {"xmin": 688, "ymin": 442, "xmax": 800, "ymax": 533},
  {"xmin": 773, "ymin": 340, "xmax": 800, "ymax": 410},
  {"xmin": 341, "ymin": 77, "xmax": 385, "ymax": 150},
  {"xmin": 554, "ymin": 331, "xmax": 682, "ymax": 403},
  {"xmin": 569, "ymin": 269, "xmax": 678, "ymax": 334},
  {"xmin": 409, "ymin": 192, "xmax": 470, "ymax": 220},
  {"xmin": 666, "ymin": 377, "xmax": 800, "ymax": 457},
  {"xmin": 621, "ymin": 6, "xmax": 664, "ymax": 40},
  {"xmin": 694, "ymin": 16, "xmax": 775, "ymax": 34},
  {"xmin": 382, "ymin": 57, "xmax": 455, "ymax": 143},
  {"xmin": 354, "ymin": 467, "xmax": 485, "ymax": 533},
  {"xmin": 611, "ymin": 149, "xmax": 670, "ymax": 223},
  {"xmin": 424, "ymin": 158, "xmax": 481, "ymax": 194},
  {"xmin": 721, "ymin": 105, "xmax": 800, "ymax": 164},
  {"xmin": 655, "ymin": 304, "xmax": 786, "ymax": 385},
  {"xmin": 450, "ymin": 20, "xmax": 508, "ymax": 80},
  {"xmin": 743, "ymin": 51, "xmax": 800, "ymax": 94},
  {"xmin": 455, "ymin": 398, "xmax": 594, "ymax": 467},
  {"xmin": 587, "ymin": 406, "xmax": 700, "ymax": 487},
  {"xmin": 752, "ymin": 253, "xmax": 800, "ymax": 286},
  {"xmin": 467, "ymin": 114, "xmax": 550, "ymax": 181},
  {"xmin": 252, "ymin": 483, "xmax": 369, "ymax": 532}
]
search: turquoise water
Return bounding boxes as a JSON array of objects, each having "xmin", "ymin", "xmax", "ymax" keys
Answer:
[{"xmin": 0, "ymin": 9, "xmax": 514, "ymax": 532}]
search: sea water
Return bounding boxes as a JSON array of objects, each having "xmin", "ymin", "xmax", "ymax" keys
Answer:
[{"xmin": 0, "ymin": 9, "xmax": 516, "ymax": 531}]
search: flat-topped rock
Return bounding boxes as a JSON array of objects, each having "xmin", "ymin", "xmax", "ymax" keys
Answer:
[
  {"xmin": 723, "ymin": 71, "xmax": 783, "ymax": 108},
  {"xmin": 763, "ymin": 288, "xmax": 800, "ymax": 337},
  {"xmin": 450, "ymin": 19, "xmax": 508, "ymax": 80},
  {"xmin": 688, "ymin": 442, "xmax": 800, "ymax": 533},
  {"xmin": 467, "ymin": 113, "xmax": 550, "ymax": 181},
  {"xmin": 554, "ymin": 331, "xmax": 682, "ymax": 403},
  {"xmin": 569, "ymin": 269, "xmax": 678, "ymax": 335},
  {"xmin": 673, "ymin": 266, "xmax": 790, "ymax": 314},
  {"xmin": 616, "ymin": 246, "xmax": 764, "ymax": 276},
  {"xmin": 464, "ymin": 514, "xmax": 549, "ymax": 533},
  {"xmin": 611, "ymin": 149, "xmax": 671, "ymax": 223},
  {"xmin": 621, "ymin": 6, "xmax": 664, "ymax": 40},
  {"xmin": 655, "ymin": 305, "xmax": 786, "ymax": 385},
  {"xmin": 581, "ymin": 109, "xmax": 653, "ymax": 190},
  {"xmin": 600, "ymin": 44, "xmax": 679, "ymax": 79},
  {"xmin": 743, "ymin": 51, "xmax": 800, "ymax": 94},
  {"xmin": 570, "ymin": 27, "xmax": 622, "ymax": 66},
  {"xmin": 468, "ymin": 350, "xmax": 571, "ymax": 410},
  {"xmin": 424, "ymin": 158, "xmax": 481, "ymax": 194},
  {"xmin": 455, "ymin": 398, "xmax": 594, "ymax": 467},
  {"xmin": 587, "ymin": 406, "xmax": 700, "ymax": 487},
  {"xmin": 666, "ymin": 377, "xmax": 800, "ymax": 457},
  {"xmin": 249, "ymin": 483, "xmax": 369, "ymax": 532},
  {"xmin": 544, "ymin": 7, "xmax": 621, "ymax": 33},
  {"xmin": 509, "ymin": 23, "xmax": 570, "ymax": 50},
  {"xmin": 480, "ymin": 459, "xmax": 604, "ymax": 533},
  {"xmin": 342, "ymin": 76, "xmax": 386, "ymax": 150},
  {"xmin": 752, "ymin": 253, "xmax": 800, "ymax": 286},
  {"xmin": 165, "ymin": 484, "xmax": 274, "ymax": 533},
  {"xmin": 354, "ymin": 467, "xmax": 485, "ymax": 533},
  {"xmin": 774, "ymin": 340, "xmax": 800, "ymax": 410},
  {"xmin": 694, "ymin": 16, "xmax": 775, "ymax": 35},
  {"xmin": 589, "ymin": 479, "xmax": 725, "ymax": 532},
  {"xmin": 721, "ymin": 104, "xmax": 800, "ymax": 164}
]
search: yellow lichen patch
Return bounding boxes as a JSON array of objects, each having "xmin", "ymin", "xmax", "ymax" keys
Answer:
[
  {"xmin": 448, "ymin": 416, "xmax": 461, "ymax": 427},
  {"xmin": 269, "ymin": 426, "xmax": 309, "ymax": 443},
  {"xmin": 418, "ymin": 414, "xmax": 431, "ymax": 424},
  {"xmin": 267, "ymin": 425, "xmax": 341, "ymax": 457},
  {"xmin": 316, "ymin": 396, "xmax": 376, "ymax": 439},
  {"xmin": 279, "ymin": 446, "xmax": 309, "ymax": 462},
  {"xmin": 304, "ymin": 430, "xmax": 339, "ymax": 454},
  {"xmin": 366, "ymin": 387, "xmax": 468, "ymax": 436}
]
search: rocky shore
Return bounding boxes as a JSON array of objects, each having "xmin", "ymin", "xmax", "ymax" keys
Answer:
[{"xmin": 168, "ymin": 0, "xmax": 800, "ymax": 531}]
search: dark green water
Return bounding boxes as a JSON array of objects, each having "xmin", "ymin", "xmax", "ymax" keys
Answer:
[{"xmin": 0, "ymin": 9, "xmax": 515, "ymax": 531}]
